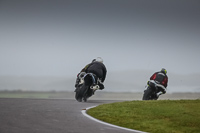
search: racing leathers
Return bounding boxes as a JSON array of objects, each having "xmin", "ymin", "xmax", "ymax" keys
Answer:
[
  {"xmin": 149, "ymin": 71, "xmax": 168, "ymax": 97},
  {"xmin": 75, "ymin": 61, "xmax": 107, "ymax": 90}
]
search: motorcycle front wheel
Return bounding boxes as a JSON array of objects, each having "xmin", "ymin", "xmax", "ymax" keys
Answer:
[
  {"xmin": 75, "ymin": 87, "xmax": 82, "ymax": 102},
  {"xmin": 75, "ymin": 84, "xmax": 89, "ymax": 102},
  {"xmin": 142, "ymin": 88, "xmax": 153, "ymax": 100}
]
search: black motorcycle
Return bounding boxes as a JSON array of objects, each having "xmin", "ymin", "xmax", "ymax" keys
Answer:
[
  {"xmin": 75, "ymin": 72, "xmax": 99, "ymax": 102},
  {"xmin": 142, "ymin": 80, "xmax": 166, "ymax": 100}
]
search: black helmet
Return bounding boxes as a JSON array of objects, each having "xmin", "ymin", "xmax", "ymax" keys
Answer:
[{"xmin": 161, "ymin": 68, "xmax": 167, "ymax": 74}]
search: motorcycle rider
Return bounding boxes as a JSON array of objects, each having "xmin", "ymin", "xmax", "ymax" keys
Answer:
[
  {"xmin": 75, "ymin": 57, "xmax": 107, "ymax": 91},
  {"xmin": 148, "ymin": 68, "xmax": 168, "ymax": 98}
]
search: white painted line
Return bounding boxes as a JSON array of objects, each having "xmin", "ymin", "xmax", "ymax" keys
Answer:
[{"xmin": 82, "ymin": 106, "xmax": 147, "ymax": 133}]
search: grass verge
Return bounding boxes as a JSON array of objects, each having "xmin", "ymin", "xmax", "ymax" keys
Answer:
[{"xmin": 87, "ymin": 100, "xmax": 200, "ymax": 133}]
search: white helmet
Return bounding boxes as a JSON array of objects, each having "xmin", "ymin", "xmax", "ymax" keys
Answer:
[{"xmin": 95, "ymin": 57, "xmax": 103, "ymax": 63}]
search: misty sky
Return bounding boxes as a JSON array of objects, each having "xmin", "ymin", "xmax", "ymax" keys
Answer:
[{"xmin": 0, "ymin": 0, "xmax": 200, "ymax": 77}]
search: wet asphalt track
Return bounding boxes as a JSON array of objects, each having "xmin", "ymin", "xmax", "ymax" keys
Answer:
[{"xmin": 0, "ymin": 98, "xmax": 143, "ymax": 133}]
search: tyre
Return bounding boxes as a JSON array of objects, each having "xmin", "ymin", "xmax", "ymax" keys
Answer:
[
  {"xmin": 75, "ymin": 84, "xmax": 88, "ymax": 102},
  {"xmin": 142, "ymin": 87, "xmax": 153, "ymax": 100},
  {"xmin": 75, "ymin": 87, "xmax": 82, "ymax": 102}
]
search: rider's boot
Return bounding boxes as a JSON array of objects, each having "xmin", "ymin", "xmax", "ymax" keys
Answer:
[{"xmin": 92, "ymin": 90, "xmax": 96, "ymax": 95}]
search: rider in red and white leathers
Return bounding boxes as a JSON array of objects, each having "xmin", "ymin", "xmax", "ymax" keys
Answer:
[{"xmin": 148, "ymin": 68, "xmax": 168, "ymax": 97}]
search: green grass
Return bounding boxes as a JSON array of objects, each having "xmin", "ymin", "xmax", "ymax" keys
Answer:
[{"xmin": 87, "ymin": 100, "xmax": 200, "ymax": 133}]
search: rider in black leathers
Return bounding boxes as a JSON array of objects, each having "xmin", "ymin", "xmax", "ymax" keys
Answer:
[{"xmin": 75, "ymin": 57, "xmax": 107, "ymax": 90}]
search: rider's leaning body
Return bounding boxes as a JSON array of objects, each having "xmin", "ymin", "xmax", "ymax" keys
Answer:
[
  {"xmin": 148, "ymin": 68, "xmax": 168, "ymax": 96},
  {"xmin": 75, "ymin": 57, "xmax": 107, "ymax": 90}
]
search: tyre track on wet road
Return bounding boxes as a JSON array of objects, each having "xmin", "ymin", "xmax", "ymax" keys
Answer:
[{"xmin": 0, "ymin": 98, "xmax": 144, "ymax": 133}]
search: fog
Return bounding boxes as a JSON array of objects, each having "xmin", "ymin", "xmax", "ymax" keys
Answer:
[{"xmin": 0, "ymin": 0, "xmax": 200, "ymax": 92}]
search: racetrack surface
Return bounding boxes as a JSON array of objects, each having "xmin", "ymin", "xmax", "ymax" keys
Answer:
[{"xmin": 0, "ymin": 98, "xmax": 141, "ymax": 133}]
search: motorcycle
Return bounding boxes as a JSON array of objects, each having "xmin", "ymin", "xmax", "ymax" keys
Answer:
[
  {"xmin": 75, "ymin": 72, "xmax": 100, "ymax": 102},
  {"xmin": 142, "ymin": 80, "xmax": 166, "ymax": 100}
]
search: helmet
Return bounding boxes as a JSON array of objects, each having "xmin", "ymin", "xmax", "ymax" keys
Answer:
[
  {"xmin": 95, "ymin": 57, "xmax": 103, "ymax": 63},
  {"xmin": 161, "ymin": 68, "xmax": 167, "ymax": 74}
]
